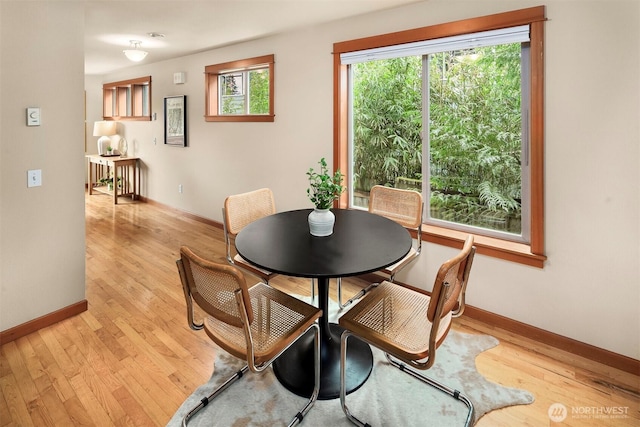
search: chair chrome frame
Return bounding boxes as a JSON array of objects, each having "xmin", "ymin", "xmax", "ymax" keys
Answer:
[
  {"xmin": 181, "ymin": 320, "xmax": 320, "ymax": 427},
  {"xmin": 177, "ymin": 249, "xmax": 322, "ymax": 426},
  {"xmin": 339, "ymin": 283, "xmax": 474, "ymax": 427},
  {"xmin": 338, "ymin": 236, "xmax": 476, "ymax": 427}
]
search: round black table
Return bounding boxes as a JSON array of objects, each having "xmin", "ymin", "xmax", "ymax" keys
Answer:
[{"xmin": 235, "ymin": 208, "xmax": 411, "ymax": 400}]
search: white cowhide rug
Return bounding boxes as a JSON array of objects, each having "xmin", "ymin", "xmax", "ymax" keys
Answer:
[{"xmin": 168, "ymin": 299, "xmax": 534, "ymax": 426}]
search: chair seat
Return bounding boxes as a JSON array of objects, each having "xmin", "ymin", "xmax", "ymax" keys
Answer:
[
  {"xmin": 339, "ymin": 281, "xmax": 452, "ymax": 362},
  {"xmin": 205, "ymin": 283, "xmax": 321, "ymax": 365},
  {"xmin": 381, "ymin": 246, "xmax": 419, "ymax": 276}
]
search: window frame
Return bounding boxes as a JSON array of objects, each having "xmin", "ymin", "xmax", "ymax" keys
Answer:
[
  {"xmin": 421, "ymin": 41, "xmax": 531, "ymax": 243},
  {"xmin": 333, "ymin": 6, "xmax": 546, "ymax": 267},
  {"xmin": 205, "ymin": 54, "xmax": 275, "ymax": 122},
  {"xmin": 102, "ymin": 76, "xmax": 152, "ymax": 121}
]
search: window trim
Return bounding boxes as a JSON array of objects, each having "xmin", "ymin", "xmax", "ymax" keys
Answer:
[
  {"xmin": 333, "ymin": 6, "xmax": 546, "ymax": 267},
  {"xmin": 102, "ymin": 76, "xmax": 152, "ymax": 121},
  {"xmin": 205, "ymin": 54, "xmax": 275, "ymax": 122}
]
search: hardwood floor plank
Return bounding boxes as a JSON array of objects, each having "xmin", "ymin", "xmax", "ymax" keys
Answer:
[
  {"xmin": 0, "ymin": 372, "xmax": 34, "ymax": 427},
  {"xmin": 69, "ymin": 321, "xmax": 123, "ymax": 391},
  {"xmin": 25, "ymin": 333, "xmax": 76, "ymax": 403},
  {"xmin": 113, "ymin": 318, "xmax": 176, "ymax": 378},
  {"xmin": 68, "ymin": 373, "xmax": 114, "ymax": 425},
  {"xmin": 0, "ymin": 192, "xmax": 637, "ymax": 426},
  {"xmin": 62, "ymin": 395, "xmax": 98, "ymax": 426},
  {"xmin": 13, "ymin": 338, "xmax": 46, "ymax": 393},
  {"xmin": 111, "ymin": 385, "xmax": 157, "ymax": 426},
  {"xmin": 115, "ymin": 357, "xmax": 177, "ymax": 424},
  {"xmin": 37, "ymin": 327, "xmax": 78, "ymax": 379},
  {"xmin": 23, "ymin": 397, "xmax": 54, "ymax": 427},
  {"xmin": 0, "ymin": 380, "xmax": 10, "ymax": 427},
  {"xmin": 2, "ymin": 340, "xmax": 39, "ymax": 404},
  {"xmin": 36, "ymin": 385, "xmax": 75, "ymax": 426}
]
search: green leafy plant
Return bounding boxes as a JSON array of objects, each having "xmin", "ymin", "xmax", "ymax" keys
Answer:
[
  {"xmin": 306, "ymin": 158, "xmax": 345, "ymax": 209},
  {"xmin": 351, "ymin": 43, "xmax": 523, "ymax": 233},
  {"xmin": 99, "ymin": 173, "xmax": 122, "ymax": 189}
]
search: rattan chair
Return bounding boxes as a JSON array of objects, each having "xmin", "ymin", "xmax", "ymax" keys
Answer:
[
  {"xmin": 177, "ymin": 246, "xmax": 322, "ymax": 426},
  {"xmin": 338, "ymin": 235, "xmax": 476, "ymax": 427},
  {"xmin": 338, "ymin": 185, "xmax": 423, "ymax": 308},
  {"xmin": 223, "ymin": 188, "xmax": 279, "ymax": 284},
  {"xmin": 223, "ymin": 188, "xmax": 316, "ymax": 297}
]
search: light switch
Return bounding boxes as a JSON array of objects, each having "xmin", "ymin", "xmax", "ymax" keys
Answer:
[
  {"xmin": 27, "ymin": 169, "xmax": 42, "ymax": 187},
  {"xmin": 27, "ymin": 107, "xmax": 40, "ymax": 126}
]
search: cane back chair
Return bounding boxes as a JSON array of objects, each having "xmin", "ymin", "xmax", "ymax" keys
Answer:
[
  {"xmin": 177, "ymin": 246, "xmax": 322, "ymax": 426},
  {"xmin": 223, "ymin": 188, "xmax": 279, "ymax": 284},
  {"xmin": 338, "ymin": 185, "xmax": 423, "ymax": 308},
  {"xmin": 338, "ymin": 235, "xmax": 476, "ymax": 427},
  {"xmin": 223, "ymin": 187, "xmax": 316, "ymax": 297}
]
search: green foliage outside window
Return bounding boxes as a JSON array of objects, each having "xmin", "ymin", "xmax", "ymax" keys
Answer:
[
  {"xmin": 248, "ymin": 69, "xmax": 269, "ymax": 114},
  {"xmin": 220, "ymin": 68, "xmax": 269, "ymax": 115},
  {"xmin": 352, "ymin": 43, "xmax": 523, "ymax": 234},
  {"xmin": 221, "ymin": 74, "xmax": 244, "ymax": 114},
  {"xmin": 352, "ymin": 56, "xmax": 423, "ymax": 190}
]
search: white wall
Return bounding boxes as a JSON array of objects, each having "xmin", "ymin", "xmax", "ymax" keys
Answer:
[
  {"xmin": 89, "ymin": 0, "xmax": 639, "ymax": 360},
  {"xmin": 1, "ymin": 2, "xmax": 86, "ymax": 330}
]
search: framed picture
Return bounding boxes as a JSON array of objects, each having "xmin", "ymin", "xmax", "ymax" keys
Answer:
[{"xmin": 164, "ymin": 95, "xmax": 187, "ymax": 146}]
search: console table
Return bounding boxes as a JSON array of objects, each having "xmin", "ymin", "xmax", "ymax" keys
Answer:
[{"xmin": 87, "ymin": 155, "xmax": 140, "ymax": 204}]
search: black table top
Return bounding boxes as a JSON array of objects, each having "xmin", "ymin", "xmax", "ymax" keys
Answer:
[{"xmin": 235, "ymin": 208, "xmax": 412, "ymax": 279}]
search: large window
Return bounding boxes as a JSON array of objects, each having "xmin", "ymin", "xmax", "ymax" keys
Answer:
[
  {"xmin": 334, "ymin": 7, "xmax": 546, "ymax": 267},
  {"xmin": 205, "ymin": 54, "xmax": 274, "ymax": 122}
]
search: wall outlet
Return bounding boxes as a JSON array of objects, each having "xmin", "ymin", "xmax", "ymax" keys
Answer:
[{"xmin": 178, "ymin": 184, "xmax": 183, "ymax": 193}]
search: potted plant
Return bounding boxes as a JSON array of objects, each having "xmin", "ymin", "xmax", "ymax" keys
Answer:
[
  {"xmin": 99, "ymin": 176, "xmax": 114, "ymax": 191},
  {"xmin": 106, "ymin": 145, "xmax": 113, "ymax": 155},
  {"xmin": 306, "ymin": 157, "xmax": 345, "ymax": 236},
  {"xmin": 99, "ymin": 173, "xmax": 121, "ymax": 192}
]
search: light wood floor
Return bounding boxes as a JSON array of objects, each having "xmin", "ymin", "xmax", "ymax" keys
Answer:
[{"xmin": 1, "ymin": 193, "xmax": 638, "ymax": 426}]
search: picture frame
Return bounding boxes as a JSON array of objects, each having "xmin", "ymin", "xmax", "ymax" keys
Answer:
[{"xmin": 164, "ymin": 95, "xmax": 187, "ymax": 147}]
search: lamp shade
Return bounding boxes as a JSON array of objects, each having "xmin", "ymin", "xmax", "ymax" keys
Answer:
[
  {"xmin": 93, "ymin": 121, "xmax": 116, "ymax": 137},
  {"xmin": 93, "ymin": 121, "xmax": 117, "ymax": 155}
]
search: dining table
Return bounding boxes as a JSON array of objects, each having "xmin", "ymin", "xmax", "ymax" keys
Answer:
[{"xmin": 235, "ymin": 208, "xmax": 412, "ymax": 400}]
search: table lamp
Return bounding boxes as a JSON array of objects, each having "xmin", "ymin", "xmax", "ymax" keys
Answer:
[{"xmin": 93, "ymin": 121, "xmax": 116, "ymax": 155}]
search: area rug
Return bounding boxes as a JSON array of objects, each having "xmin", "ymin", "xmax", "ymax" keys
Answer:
[{"xmin": 168, "ymin": 298, "xmax": 534, "ymax": 426}]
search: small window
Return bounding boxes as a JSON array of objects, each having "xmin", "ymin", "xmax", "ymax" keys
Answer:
[
  {"xmin": 103, "ymin": 76, "xmax": 151, "ymax": 121},
  {"xmin": 205, "ymin": 55, "xmax": 274, "ymax": 122}
]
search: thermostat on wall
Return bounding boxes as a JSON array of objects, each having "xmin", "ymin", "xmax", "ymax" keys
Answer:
[
  {"xmin": 173, "ymin": 72, "xmax": 186, "ymax": 84},
  {"xmin": 27, "ymin": 107, "xmax": 40, "ymax": 126}
]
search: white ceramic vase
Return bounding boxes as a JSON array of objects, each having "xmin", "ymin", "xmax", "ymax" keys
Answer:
[{"xmin": 308, "ymin": 208, "xmax": 335, "ymax": 237}]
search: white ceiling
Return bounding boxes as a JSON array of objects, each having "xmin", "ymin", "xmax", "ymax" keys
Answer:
[{"xmin": 85, "ymin": 0, "xmax": 423, "ymax": 75}]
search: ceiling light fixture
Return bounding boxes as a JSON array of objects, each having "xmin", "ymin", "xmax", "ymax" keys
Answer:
[{"xmin": 123, "ymin": 40, "xmax": 148, "ymax": 62}]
